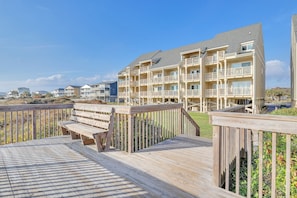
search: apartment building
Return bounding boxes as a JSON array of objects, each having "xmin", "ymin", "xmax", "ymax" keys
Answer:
[
  {"xmin": 291, "ymin": 14, "xmax": 297, "ymax": 108},
  {"xmin": 118, "ymin": 24, "xmax": 265, "ymax": 113}
]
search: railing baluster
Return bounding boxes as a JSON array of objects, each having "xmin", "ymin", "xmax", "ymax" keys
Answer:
[
  {"xmin": 258, "ymin": 131, "xmax": 263, "ymax": 198},
  {"xmin": 286, "ymin": 134, "xmax": 291, "ymax": 198},
  {"xmin": 271, "ymin": 132, "xmax": 277, "ymax": 198},
  {"xmin": 247, "ymin": 129, "xmax": 252, "ymax": 198}
]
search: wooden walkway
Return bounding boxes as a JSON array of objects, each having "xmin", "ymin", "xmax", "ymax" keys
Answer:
[{"xmin": 0, "ymin": 136, "xmax": 242, "ymax": 198}]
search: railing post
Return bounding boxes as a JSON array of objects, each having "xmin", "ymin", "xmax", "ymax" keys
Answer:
[
  {"xmin": 32, "ymin": 110, "xmax": 37, "ymax": 140},
  {"xmin": 213, "ymin": 125, "xmax": 221, "ymax": 186},
  {"xmin": 179, "ymin": 108, "xmax": 183, "ymax": 134},
  {"xmin": 127, "ymin": 114, "xmax": 134, "ymax": 153}
]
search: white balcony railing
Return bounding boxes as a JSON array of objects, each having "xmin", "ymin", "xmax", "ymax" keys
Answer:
[
  {"xmin": 228, "ymin": 87, "xmax": 251, "ymax": 96},
  {"xmin": 140, "ymin": 79, "xmax": 148, "ymax": 85},
  {"xmin": 118, "ymin": 81, "xmax": 128, "ymax": 87},
  {"xmin": 205, "ymin": 89, "xmax": 217, "ymax": 97},
  {"xmin": 164, "ymin": 90, "xmax": 178, "ymax": 97},
  {"xmin": 140, "ymin": 67, "xmax": 149, "ymax": 73},
  {"xmin": 205, "ymin": 72, "xmax": 217, "ymax": 81},
  {"xmin": 151, "ymin": 77, "xmax": 163, "ymax": 84},
  {"xmin": 183, "ymin": 57, "xmax": 200, "ymax": 66},
  {"xmin": 182, "ymin": 73, "xmax": 200, "ymax": 82},
  {"xmin": 186, "ymin": 89, "xmax": 200, "ymax": 97},
  {"xmin": 164, "ymin": 75, "xmax": 178, "ymax": 83},
  {"xmin": 226, "ymin": 66, "xmax": 252, "ymax": 78}
]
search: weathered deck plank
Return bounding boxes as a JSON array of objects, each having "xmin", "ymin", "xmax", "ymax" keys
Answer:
[{"xmin": 0, "ymin": 136, "xmax": 242, "ymax": 198}]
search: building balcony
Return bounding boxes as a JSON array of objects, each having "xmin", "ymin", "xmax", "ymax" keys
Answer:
[
  {"xmin": 140, "ymin": 91, "xmax": 147, "ymax": 97},
  {"xmin": 118, "ymin": 92, "xmax": 128, "ymax": 97},
  {"xmin": 205, "ymin": 89, "xmax": 217, "ymax": 97},
  {"xmin": 205, "ymin": 87, "xmax": 251, "ymax": 98},
  {"xmin": 164, "ymin": 90, "xmax": 178, "ymax": 97},
  {"xmin": 163, "ymin": 75, "xmax": 178, "ymax": 83},
  {"xmin": 205, "ymin": 72, "xmax": 217, "ymax": 81},
  {"xmin": 130, "ymin": 81, "xmax": 139, "ymax": 86},
  {"xmin": 186, "ymin": 89, "xmax": 200, "ymax": 97},
  {"xmin": 151, "ymin": 77, "xmax": 163, "ymax": 84},
  {"xmin": 140, "ymin": 79, "xmax": 148, "ymax": 85},
  {"xmin": 140, "ymin": 67, "xmax": 149, "ymax": 73},
  {"xmin": 118, "ymin": 81, "xmax": 128, "ymax": 87},
  {"xmin": 183, "ymin": 57, "xmax": 200, "ymax": 67},
  {"xmin": 182, "ymin": 74, "xmax": 200, "ymax": 82},
  {"xmin": 226, "ymin": 66, "xmax": 252, "ymax": 78},
  {"xmin": 228, "ymin": 87, "xmax": 251, "ymax": 96}
]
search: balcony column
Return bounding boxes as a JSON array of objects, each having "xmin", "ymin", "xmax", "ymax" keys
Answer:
[
  {"xmin": 224, "ymin": 59, "xmax": 228, "ymax": 108},
  {"xmin": 216, "ymin": 52, "xmax": 220, "ymax": 110}
]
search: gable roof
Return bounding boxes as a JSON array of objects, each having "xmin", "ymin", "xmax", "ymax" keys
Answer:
[{"xmin": 119, "ymin": 23, "xmax": 262, "ymax": 73}]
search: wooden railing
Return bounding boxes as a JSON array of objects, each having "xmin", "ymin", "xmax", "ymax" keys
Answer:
[
  {"xmin": 209, "ymin": 111, "xmax": 297, "ymax": 197},
  {"xmin": 0, "ymin": 103, "xmax": 200, "ymax": 154},
  {"xmin": 111, "ymin": 103, "xmax": 199, "ymax": 153},
  {"xmin": 0, "ymin": 104, "xmax": 73, "ymax": 145}
]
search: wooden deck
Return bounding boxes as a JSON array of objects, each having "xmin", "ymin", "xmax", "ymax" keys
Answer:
[{"xmin": 0, "ymin": 135, "xmax": 242, "ymax": 198}]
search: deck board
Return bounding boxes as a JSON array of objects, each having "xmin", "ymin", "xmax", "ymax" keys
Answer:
[{"xmin": 0, "ymin": 135, "xmax": 242, "ymax": 198}]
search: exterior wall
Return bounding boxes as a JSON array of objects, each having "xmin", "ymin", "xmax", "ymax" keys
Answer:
[{"xmin": 291, "ymin": 15, "xmax": 297, "ymax": 108}]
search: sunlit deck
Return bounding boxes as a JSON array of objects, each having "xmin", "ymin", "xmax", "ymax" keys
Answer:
[{"xmin": 0, "ymin": 135, "xmax": 241, "ymax": 198}]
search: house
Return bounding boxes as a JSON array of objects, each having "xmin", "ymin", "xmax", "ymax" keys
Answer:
[
  {"xmin": 64, "ymin": 85, "xmax": 81, "ymax": 97},
  {"xmin": 118, "ymin": 23, "xmax": 265, "ymax": 113},
  {"xmin": 91, "ymin": 81, "xmax": 117, "ymax": 103},
  {"xmin": 291, "ymin": 14, "xmax": 297, "ymax": 108},
  {"xmin": 80, "ymin": 84, "xmax": 93, "ymax": 98},
  {"xmin": 52, "ymin": 88, "xmax": 65, "ymax": 98}
]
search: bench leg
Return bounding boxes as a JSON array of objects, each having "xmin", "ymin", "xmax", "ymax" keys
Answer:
[
  {"xmin": 70, "ymin": 131, "xmax": 80, "ymax": 139},
  {"xmin": 105, "ymin": 133, "xmax": 112, "ymax": 151},
  {"xmin": 81, "ymin": 135, "xmax": 95, "ymax": 145},
  {"xmin": 94, "ymin": 134, "xmax": 105, "ymax": 152},
  {"xmin": 61, "ymin": 127, "xmax": 69, "ymax": 135}
]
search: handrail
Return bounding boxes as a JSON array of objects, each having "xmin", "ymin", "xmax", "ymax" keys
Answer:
[
  {"xmin": 0, "ymin": 103, "xmax": 200, "ymax": 154},
  {"xmin": 0, "ymin": 104, "xmax": 74, "ymax": 144},
  {"xmin": 209, "ymin": 111, "xmax": 297, "ymax": 197}
]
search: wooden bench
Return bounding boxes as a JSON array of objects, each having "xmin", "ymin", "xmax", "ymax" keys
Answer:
[{"xmin": 58, "ymin": 103, "xmax": 115, "ymax": 152}]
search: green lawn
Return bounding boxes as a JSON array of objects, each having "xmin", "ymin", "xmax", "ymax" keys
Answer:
[{"xmin": 188, "ymin": 112, "xmax": 213, "ymax": 139}]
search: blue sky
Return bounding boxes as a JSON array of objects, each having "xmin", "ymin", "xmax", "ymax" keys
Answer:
[{"xmin": 0, "ymin": 0, "xmax": 296, "ymax": 92}]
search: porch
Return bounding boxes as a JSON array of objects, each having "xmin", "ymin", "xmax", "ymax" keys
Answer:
[{"xmin": 0, "ymin": 135, "xmax": 240, "ymax": 198}]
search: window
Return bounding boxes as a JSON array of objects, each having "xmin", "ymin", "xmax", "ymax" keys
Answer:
[
  {"xmin": 190, "ymin": 84, "xmax": 200, "ymax": 89},
  {"xmin": 154, "ymin": 73, "xmax": 162, "ymax": 78},
  {"xmin": 170, "ymin": 71, "xmax": 178, "ymax": 77},
  {"xmin": 191, "ymin": 69, "xmax": 200, "ymax": 74},
  {"xmin": 231, "ymin": 62, "xmax": 251, "ymax": 68},
  {"xmin": 170, "ymin": 85, "xmax": 178, "ymax": 91},
  {"xmin": 242, "ymin": 62, "xmax": 251, "ymax": 67},
  {"xmin": 154, "ymin": 86, "xmax": 162, "ymax": 92},
  {"xmin": 231, "ymin": 81, "xmax": 251, "ymax": 88},
  {"xmin": 241, "ymin": 42, "xmax": 253, "ymax": 52}
]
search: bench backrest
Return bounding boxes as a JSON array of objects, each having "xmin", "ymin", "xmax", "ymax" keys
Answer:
[{"xmin": 70, "ymin": 103, "xmax": 114, "ymax": 131}]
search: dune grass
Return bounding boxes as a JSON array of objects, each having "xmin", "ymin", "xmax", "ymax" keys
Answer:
[{"xmin": 188, "ymin": 112, "xmax": 213, "ymax": 139}]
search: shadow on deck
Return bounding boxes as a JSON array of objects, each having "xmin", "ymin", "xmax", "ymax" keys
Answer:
[{"xmin": 0, "ymin": 136, "xmax": 241, "ymax": 198}]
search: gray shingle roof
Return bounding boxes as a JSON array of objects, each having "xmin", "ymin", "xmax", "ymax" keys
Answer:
[{"xmin": 120, "ymin": 23, "xmax": 262, "ymax": 72}]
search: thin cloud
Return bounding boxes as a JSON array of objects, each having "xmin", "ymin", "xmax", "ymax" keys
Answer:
[
  {"xmin": 26, "ymin": 74, "xmax": 63, "ymax": 84},
  {"xmin": 266, "ymin": 59, "xmax": 290, "ymax": 88}
]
